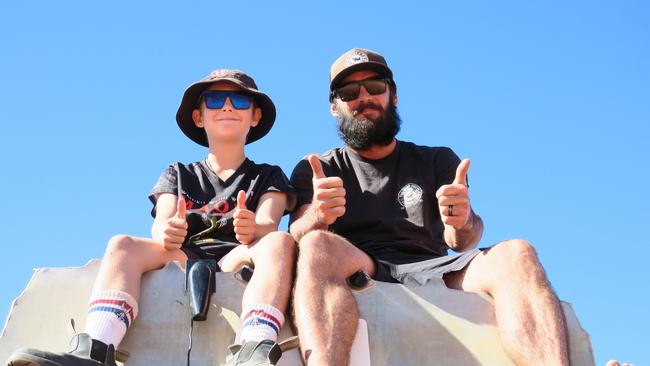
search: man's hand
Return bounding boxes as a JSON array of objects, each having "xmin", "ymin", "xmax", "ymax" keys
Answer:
[
  {"xmin": 309, "ymin": 154, "xmax": 346, "ymax": 225},
  {"xmin": 436, "ymin": 159, "xmax": 472, "ymax": 229},
  {"xmin": 233, "ymin": 190, "xmax": 256, "ymax": 245},
  {"xmin": 161, "ymin": 196, "xmax": 188, "ymax": 250}
]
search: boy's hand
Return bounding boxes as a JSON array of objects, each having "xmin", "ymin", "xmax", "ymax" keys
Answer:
[
  {"xmin": 161, "ymin": 196, "xmax": 188, "ymax": 250},
  {"xmin": 233, "ymin": 190, "xmax": 256, "ymax": 244}
]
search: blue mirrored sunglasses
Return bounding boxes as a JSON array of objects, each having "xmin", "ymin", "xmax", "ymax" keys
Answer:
[{"xmin": 198, "ymin": 91, "xmax": 253, "ymax": 110}]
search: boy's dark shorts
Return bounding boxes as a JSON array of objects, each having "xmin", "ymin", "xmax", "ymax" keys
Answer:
[
  {"xmin": 373, "ymin": 248, "xmax": 484, "ymax": 286},
  {"xmin": 181, "ymin": 241, "xmax": 239, "ymax": 267}
]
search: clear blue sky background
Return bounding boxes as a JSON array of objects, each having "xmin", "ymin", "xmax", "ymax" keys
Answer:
[{"xmin": 1, "ymin": 1, "xmax": 648, "ymax": 364}]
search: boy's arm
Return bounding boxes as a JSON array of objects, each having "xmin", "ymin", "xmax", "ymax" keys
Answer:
[
  {"xmin": 253, "ymin": 191, "xmax": 287, "ymax": 237},
  {"xmin": 233, "ymin": 191, "xmax": 287, "ymax": 244}
]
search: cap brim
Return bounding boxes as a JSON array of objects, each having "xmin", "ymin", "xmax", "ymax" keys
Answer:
[
  {"xmin": 329, "ymin": 62, "xmax": 394, "ymax": 91},
  {"xmin": 176, "ymin": 80, "xmax": 276, "ymax": 147}
]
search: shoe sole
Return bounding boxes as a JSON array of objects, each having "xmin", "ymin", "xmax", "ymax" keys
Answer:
[{"xmin": 6, "ymin": 353, "xmax": 61, "ymax": 366}]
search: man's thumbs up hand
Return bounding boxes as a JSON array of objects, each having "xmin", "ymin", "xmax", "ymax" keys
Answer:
[
  {"xmin": 233, "ymin": 190, "xmax": 256, "ymax": 245},
  {"xmin": 308, "ymin": 154, "xmax": 346, "ymax": 226},
  {"xmin": 436, "ymin": 159, "xmax": 472, "ymax": 229}
]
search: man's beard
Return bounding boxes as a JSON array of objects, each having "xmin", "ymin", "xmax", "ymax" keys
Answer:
[{"xmin": 335, "ymin": 99, "xmax": 402, "ymax": 150}]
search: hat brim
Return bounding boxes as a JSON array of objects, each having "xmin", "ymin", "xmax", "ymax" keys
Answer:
[
  {"xmin": 176, "ymin": 78, "xmax": 276, "ymax": 147},
  {"xmin": 329, "ymin": 62, "xmax": 394, "ymax": 91}
]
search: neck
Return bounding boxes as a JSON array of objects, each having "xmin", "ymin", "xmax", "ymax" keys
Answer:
[
  {"xmin": 206, "ymin": 142, "xmax": 246, "ymax": 173},
  {"xmin": 350, "ymin": 139, "xmax": 397, "ymax": 160}
]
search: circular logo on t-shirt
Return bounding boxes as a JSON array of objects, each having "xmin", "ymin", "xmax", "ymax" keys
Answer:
[{"xmin": 398, "ymin": 183, "xmax": 423, "ymax": 208}]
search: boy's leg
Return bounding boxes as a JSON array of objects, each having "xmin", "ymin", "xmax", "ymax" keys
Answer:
[
  {"xmin": 219, "ymin": 232, "xmax": 296, "ymax": 365},
  {"xmin": 86, "ymin": 235, "xmax": 188, "ymax": 348},
  {"xmin": 7, "ymin": 235, "xmax": 187, "ymax": 366}
]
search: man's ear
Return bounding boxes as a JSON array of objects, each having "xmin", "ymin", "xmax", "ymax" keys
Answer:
[
  {"xmin": 251, "ymin": 107, "xmax": 262, "ymax": 127},
  {"xmin": 192, "ymin": 109, "xmax": 203, "ymax": 128},
  {"xmin": 392, "ymin": 92, "xmax": 398, "ymax": 107},
  {"xmin": 330, "ymin": 102, "xmax": 339, "ymax": 117}
]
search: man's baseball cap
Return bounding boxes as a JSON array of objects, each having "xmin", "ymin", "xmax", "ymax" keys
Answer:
[
  {"xmin": 176, "ymin": 69, "xmax": 276, "ymax": 147},
  {"xmin": 329, "ymin": 48, "xmax": 394, "ymax": 92}
]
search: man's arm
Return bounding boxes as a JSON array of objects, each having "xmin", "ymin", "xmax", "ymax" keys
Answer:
[
  {"xmin": 289, "ymin": 155, "xmax": 345, "ymax": 242},
  {"xmin": 436, "ymin": 159, "xmax": 484, "ymax": 252},
  {"xmin": 444, "ymin": 209, "xmax": 484, "ymax": 251}
]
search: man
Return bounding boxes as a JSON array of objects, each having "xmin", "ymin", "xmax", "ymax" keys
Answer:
[{"xmin": 289, "ymin": 48, "xmax": 570, "ymax": 365}]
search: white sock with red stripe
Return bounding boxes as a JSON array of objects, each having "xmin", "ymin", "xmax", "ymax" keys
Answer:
[
  {"xmin": 84, "ymin": 290, "xmax": 139, "ymax": 347},
  {"xmin": 239, "ymin": 303, "xmax": 285, "ymax": 343}
]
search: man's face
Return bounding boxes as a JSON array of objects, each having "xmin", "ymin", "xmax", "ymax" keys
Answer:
[{"xmin": 331, "ymin": 70, "xmax": 401, "ymax": 150}]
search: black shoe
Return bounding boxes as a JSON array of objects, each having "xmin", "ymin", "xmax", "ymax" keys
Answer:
[
  {"xmin": 6, "ymin": 333, "xmax": 117, "ymax": 366},
  {"xmin": 225, "ymin": 339, "xmax": 282, "ymax": 366}
]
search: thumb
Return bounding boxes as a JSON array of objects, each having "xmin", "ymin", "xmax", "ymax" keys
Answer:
[
  {"xmin": 176, "ymin": 195, "xmax": 186, "ymax": 219},
  {"xmin": 453, "ymin": 159, "xmax": 470, "ymax": 186},
  {"xmin": 308, "ymin": 154, "xmax": 325, "ymax": 180},
  {"xmin": 237, "ymin": 190, "xmax": 247, "ymax": 210}
]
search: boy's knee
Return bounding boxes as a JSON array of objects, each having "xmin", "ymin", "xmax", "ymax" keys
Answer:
[
  {"xmin": 106, "ymin": 234, "xmax": 135, "ymax": 254},
  {"xmin": 256, "ymin": 231, "xmax": 296, "ymax": 259}
]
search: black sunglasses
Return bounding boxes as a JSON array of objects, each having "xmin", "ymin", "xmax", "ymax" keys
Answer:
[{"xmin": 330, "ymin": 78, "xmax": 391, "ymax": 102}]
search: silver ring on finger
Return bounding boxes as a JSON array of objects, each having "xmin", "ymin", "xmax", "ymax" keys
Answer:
[{"xmin": 448, "ymin": 205, "xmax": 454, "ymax": 216}]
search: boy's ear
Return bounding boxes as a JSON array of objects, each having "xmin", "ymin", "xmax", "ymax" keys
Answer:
[
  {"xmin": 192, "ymin": 109, "xmax": 203, "ymax": 128},
  {"xmin": 251, "ymin": 107, "xmax": 262, "ymax": 127}
]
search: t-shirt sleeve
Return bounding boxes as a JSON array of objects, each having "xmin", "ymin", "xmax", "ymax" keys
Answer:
[
  {"xmin": 434, "ymin": 147, "xmax": 462, "ymax": 190},
  {"xmin": 259, "ymin": 165, "xmax": 297, "ymax": 213},
  {"xmin": 290, "ymin": 157, "xmax": 314, "ymax": 209},
  {"xmin": 148, "ymin": 163, "xmax": 179, "ymax": 217}
]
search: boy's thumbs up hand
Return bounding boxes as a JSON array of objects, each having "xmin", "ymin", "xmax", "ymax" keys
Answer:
[
  {"xmin": 233, "ymin": 190, "xmax": 256, "ymax": 245},
  {"xmin": 162, "ymin": 195, "xmax": 188, "ymax": 250}
]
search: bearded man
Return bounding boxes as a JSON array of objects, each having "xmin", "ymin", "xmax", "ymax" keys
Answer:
[{"xmin": 288, "ymin": 48, "xmax": 570, "ymax": 366}]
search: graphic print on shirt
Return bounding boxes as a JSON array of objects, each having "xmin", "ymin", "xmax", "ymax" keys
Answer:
[
  {"xmin": 397, "ymin": 183, "xmax": 423, "ymax": 209},
  {"xmin": 181, "ymin": 191, "xmax": 239, "ymax": 245}
]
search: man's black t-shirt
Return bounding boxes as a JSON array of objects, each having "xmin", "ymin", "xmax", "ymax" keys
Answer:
[
  {"xmin": 290, "ymin": 140, "xmax": 460, "ymax": 264},
  {"xmin": 149, "ymin": 158, "xmax": 293, "ymax": 248}
]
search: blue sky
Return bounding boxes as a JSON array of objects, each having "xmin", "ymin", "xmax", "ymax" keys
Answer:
[{"xmin": 1, "ymin": 1, "xmax": 648, "ymax": 364}]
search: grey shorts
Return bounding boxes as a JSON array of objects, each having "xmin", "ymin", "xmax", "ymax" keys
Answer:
[{"xmin": 373, "ymin": 248, "xmax": 483, "ymax": 286}]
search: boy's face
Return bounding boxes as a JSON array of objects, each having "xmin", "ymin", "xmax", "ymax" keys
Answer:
[{"xmin": 191, "ymin": 82, "xmax": 262, "ymax": 145}]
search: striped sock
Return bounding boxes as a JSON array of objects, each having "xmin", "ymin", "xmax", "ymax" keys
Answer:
[
  {"xmin": 84, "ymin": 290, "xmax": 139, "ymax": 347},
  {"xmin": 239, "ymin": 304, "xmax": 285, "ymax": 343}
]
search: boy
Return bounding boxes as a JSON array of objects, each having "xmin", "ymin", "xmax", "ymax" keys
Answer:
[{"xmin": 8, "ymin": 69, "xmax": 296, "ymax": 366}]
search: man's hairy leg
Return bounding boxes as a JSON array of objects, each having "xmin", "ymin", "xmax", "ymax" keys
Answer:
[
  {"xmin": 445, "ymin": 239, "xmax": 569, "ymax": 366},
  {"xmin": 293, "ymin": 230, "xmax": 375, "ymax": 366}
]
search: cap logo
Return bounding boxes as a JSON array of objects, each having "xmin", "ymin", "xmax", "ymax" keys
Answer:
[
  {"xmin": 345, "ymin": 51, "xmax": 369, "ymax": 66},
  {"xmin": 210, "ymin": 69, "xmax": 230, "ymax": 77}
]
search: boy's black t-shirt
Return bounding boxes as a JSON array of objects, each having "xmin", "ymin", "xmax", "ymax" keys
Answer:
[
  {"xmin": 149, "ymin": 158, "xmax": 293, "ymax": 246},
  {"xmin": 290, "ymin": 140, "xmax": 461, "ymax": 264}
]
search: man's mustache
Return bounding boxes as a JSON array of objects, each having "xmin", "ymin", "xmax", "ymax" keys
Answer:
[{"xmin": 352, "ymin": 102, "xmax": 383, "ymax": 116}]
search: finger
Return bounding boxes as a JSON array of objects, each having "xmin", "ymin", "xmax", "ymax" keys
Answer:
[
  {"xmin": 453, "ymin": 159, "xmax": 471, "ymax": 186},
  {"xmin": 233, "ymin": 209, "xmax": 255, "ymax": 220},
  {"xmin": 237, "ymin": 190, "xmax": 247, "ymax": 210},
  {"xmin": 436, "ymin": 184, "xmax": 468, "ymax": 199},
  {"xmin": 437, "ymin": 196, "xmax": 469, "ymax": 207},
  {"xmin": 314, "ymin": 187, "xmax": 346, "ymax": 200},
  {"xmin": 313, "ymin": 177, "xmax": 344, "ymax": 191},
  {"xmin": 308, "ymin": 154, "xmax": 325, "ymax": 180},
  {"xmin": 176, "ymin": 196, "xmax": 186, "ymax": 219},
  {"xmin": 169, "ymin": 217, "xmax": 188, "ymax": 229},
  {"xmin": 317, "ymin": 197, "xmax": 347, "ymax": 210}
]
